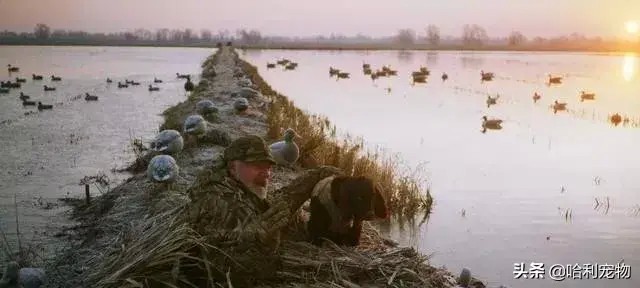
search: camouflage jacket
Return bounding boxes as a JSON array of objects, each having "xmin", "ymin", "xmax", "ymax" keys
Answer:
[{"xmin": 186, "ymin": 165, "xmax": 275, "ymax": 247}]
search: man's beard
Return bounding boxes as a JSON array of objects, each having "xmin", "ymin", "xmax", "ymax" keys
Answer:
[{"xmin": 245, "ymin": 182, "xmax": 268, "ymax": 199}]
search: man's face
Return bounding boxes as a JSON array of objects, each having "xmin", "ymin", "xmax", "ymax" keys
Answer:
[{"xmin": 230, "ymin": 160, "xmax": 273, "ymax": 190}]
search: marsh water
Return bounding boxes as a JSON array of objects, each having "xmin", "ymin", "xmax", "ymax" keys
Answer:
[
  {"xmin": 0, "ymin": 45, "xmax": 212, "ymax": 264},
  {"xmin": 240, "ymin": 49, "xmax": 640, "ymax": 288}
]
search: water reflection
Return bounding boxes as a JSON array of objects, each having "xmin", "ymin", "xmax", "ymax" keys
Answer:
[
  {"xmin": 460, "ymin": 54, "xmax": 484, "ymax": 69},
  {"xmin": 426, "ymin": 52, "xmax": 438, "ymax": 65},
  {"xmin": 622, "ymin": 53, "xmax": 636, "ymax": 81},
  {"xmin": 397, "ymin": 50, "xmax": 414, "ymax": 64}
]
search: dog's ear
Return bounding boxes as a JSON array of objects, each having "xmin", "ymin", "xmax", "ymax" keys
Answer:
[{"xmin": 373, "ymin": 183, "xmax": 389, "ymax": 219}]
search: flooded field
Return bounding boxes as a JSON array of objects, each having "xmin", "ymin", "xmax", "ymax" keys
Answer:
[
  {"xmin": 240, "ymin": 49, "xmax": 640, "ymax": 288},
  {"xmin": 0, "ymin": 45, "xmax": 212, "ymax": 263}
]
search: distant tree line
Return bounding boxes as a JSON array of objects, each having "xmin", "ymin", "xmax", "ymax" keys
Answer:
[{"xmin": 0, "ymin": 23, "xmax": 635, "ymax": 51}]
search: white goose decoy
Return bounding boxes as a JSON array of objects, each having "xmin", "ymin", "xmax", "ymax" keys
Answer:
[
  {"xmin": 481, "ymin": 116, "xmax": 503, "ymax": 133},
  {"xmin": 234, "ymin": 97, "xmax": 249, "ymax": 113},
  {"xmin": 183, "ymin": 115, "xmax": 207, "ymax": 136},
  {"xmin": 269, "ymin": 128, "xmax": 301, "ymax": 166},
  {"xmin": 196, "ymin": 99, "xmax": 218, "ymax": 116},
  {"xmin": 150, "ymin": 129, "xmax": 184, "ymax": 155},
  {"xmin": 146, "ymin": 155, "xmax": 179, "ymax": 190}
]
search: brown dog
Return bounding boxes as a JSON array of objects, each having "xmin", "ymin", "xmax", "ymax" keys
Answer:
[{"xmin": 308, "ymin": 175, "xmax": 388, "ymax": 246}]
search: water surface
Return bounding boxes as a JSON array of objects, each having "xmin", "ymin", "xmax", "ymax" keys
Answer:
[{"xmin": 240, "ymin": 49, "xmax": 640, "ymax": 288}]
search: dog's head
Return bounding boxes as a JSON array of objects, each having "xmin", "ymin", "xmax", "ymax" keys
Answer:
[{"xmin": 331, "ymin": 176, "xmax": 389, "ymax": 221}]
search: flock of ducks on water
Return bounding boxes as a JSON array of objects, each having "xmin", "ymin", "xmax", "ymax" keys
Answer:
[
  {"xmin": 263, "ymin": 60, "xmax": 629, "ymax": 132},
  {"xmin": 1, "ymin": 64, "xmax": 196, "ymax": 112}
]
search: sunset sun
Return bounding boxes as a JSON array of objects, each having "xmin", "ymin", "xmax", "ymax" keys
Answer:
[{"xmin": 626, "ymin": 21, "xmax": 639, "ymax": 34}]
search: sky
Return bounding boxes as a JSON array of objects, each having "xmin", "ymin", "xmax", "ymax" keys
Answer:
[{"xmin": 0, "ymin": 0, "xmax": 639, "ymax": 39}]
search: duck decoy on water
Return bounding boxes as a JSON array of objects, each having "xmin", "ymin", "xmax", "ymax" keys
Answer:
[
  {"xmin": 130, "ymin": 81, "xmax": 140, "ymax": 86},
  {"xmin": 118, "ymin": 82, "xmax": 128, "ymax": 88},
  {"xmin": 50, "ymin": 75, "xmax": 62, "ymax": 81},
  {"xmin": 154, "ymin": 77, "xmax": 163, "ymax": 83},
  {"xmin": 548, "ymin": 75, "xmax": 562, "ymax": 85},
  {"xmin": 184, "ymin": 76, "xmax": 194, "ymax": 92},
  {"xmin": 610, "ymin": 113, "xmax": 623, "ymax": 126},
  {"xmin": 7, "ymin": 64, "xmax": 19, "ymax": 72},
  {"xmin": 580, "ymin": 91, "xmax": 595, "ymax": 102},
  {"xmin": 481, "ymin": 116, "xmax": 503, "ymax": 133},
  {"xmin": 148, "ymin": 84, "xmax": 160, "ymax": 91},
  {"xmin": 486, "ymin": 94, "xmax": 500, "ymax": 108},
  {"xmin": 44, "ymin": 85, "xmax": 56, "ymax": 91},
  {"xmin": 32, "ymin": 74, "xmax": 43, "ymax": 80},
  {"xmin": 533, "ymin": 92, "xmax": 541, "ymax": 103},
  {"xmin": 84, "ymin": 93, "xmax": 98, "ymax": 101},
  {"xmin": 266, "ymin": 63, "xmax": 276, "ymax": 69},
  {"xmin": 150, "ymin": 129, "xmax": 184, "ymax": 155},
  {"xmin": 146, "ymin": 154, "xmax": 179, "ymax": 190},
  {"xmin": 329, "ymin": 67, "xmax": 340, "ymax": 77},
  {"xmin": 442, "ymin": 73, "xmax": 449, "ymax": 82},
  {"xmin": 19, "ymin": 92, "xmax": 30, "ymax": 100},
  {"xmin": 553, "ymin": 100, "xmax": 567, "ymax": 114},
  {"xmin": 0, "ymin": 88, "xmax": 9, "ymax": 94},
  {"xmin": 15, "ymin": 77, "xmax": 26, "ymax": 83},
  {"xmin": 336, "ymin": 72, "xmax": 350, "ymax": 80},
  {"xmin": 37, "ymin": 102, "xmax": 53, "ymax": 110},
  {"xmin": 106, "ymin": 78, "xmax": 113, "ymax": 83},
  {"xmin": 412, "ymin": 75, "xmax": 427, "ymax": 84},
  {"xmin": 176, "ymin": 73, "xmax": 189, "ymax": 79},
  {"xmin": 480, "ymin": 70, "xmax": 494, "ymax": 81},
  {"xmin": 285, "ymin": 62, "xmax": 298, "ymax": 70},
  {"xmin": 22, "ymin": 100, "xmax": 36, "ymax": 106},
  {"xmin": 269, "ymin": 128, "xmax": 301, "ymax": 166}
]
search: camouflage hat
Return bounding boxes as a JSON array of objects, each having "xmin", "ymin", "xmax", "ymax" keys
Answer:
[{"xmin": 223, "ymin": 135, "xmax": 276, "ymax": 164}]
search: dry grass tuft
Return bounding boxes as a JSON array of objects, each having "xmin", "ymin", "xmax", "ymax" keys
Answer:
[{"xmin": 237, "ymin": 54, "xmax": 433, "ymax": 218}]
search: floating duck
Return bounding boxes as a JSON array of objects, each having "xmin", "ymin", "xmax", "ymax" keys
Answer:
[
  {"xmin": 50, "ymin": 75, "xmax": 61, "ymax": 81},
  {"xmin": 154, "ymin": 77, "xmax": 163, "ymax": 83},
  {"xmin": 481, "ymin": 116, "xmax": 503, "ymax": 133},
  {"xmin": 486, "ymin": 94, "xmax": 500, "ymax": 108},
  {"xmin": 285, "ymin": 62, "xmax": 298, "ymax": 70},
  {"xmin": 553, "ymin": 100, "xmax": 567, "ymax": 114},
  {"xmin": 176, "ymin": 73, "xmax": 189, "ymax": 79},
  {"xmin": 196, "ymin": 99, "xmax": 218, "ymax": 116},
  {"xmin": 277, "ymin": 59, "xmax": 290, "ymax": 66},
  {"xmin": 148, "ymin": 84, "xmax": 160, "ymax": 91},
  {"xmin": 442, "ymin": 73, "xmax": 448, "ymax": 82},
  {"xmin": 32, "ymin": 74, "xmax": 43, "ymax": 80},
  {"xmin": 370, "ymin": 73, "xmax": 379, "ymax": 81},
  {"xmin": 233, "ymin": 97, "xmax": 249, "ymax": 113},
  {"xmin": 267, "ymin": 63, "xmax": 276, "ymax": 68},
  {"xmin": 480, "ymin": 70, "xmax": 494, "ymax": 81},
  {"xmin": 610, "ymin": 113, "xmax": 622, "ymax": 126},
  {"xmin": 329, "ymin": 67, "xmax": 340, "ymax": 77},
  {"xmin": 22, "ymin": 100, "xmax": 36, "ymax": 106},
  {"xmin": 269, "ymin": 128, "xmax": 301, "ymax": 166},
  {"xmin": 150, "ymin": 129, "xmax": 184, "ymax": 154},
  {"xmin": 412, "ymin": 75, "xmax": 427, "ymax": 84},
  {"xmin": 146, "ymin": 154, "xmax": 179, "ymax": 190},
  {"xmin": 0, "ymin": 88, "xmax": 9, "ymax": 94},
  {"xmin": 184, "ymin": 76, "xmax": 194, "ymax": 92},
  {"xmin": 337, "ymin": 72, "xmax": 350, "ymax": 80},
  {"xmin": 548, "ymin": 75, "xmax": 562, "ymax": 85},
  {"xmin": 106, "ymin": 78, "xmax": 112, "ymax": 83},
  {"xmin": 7, "ymin": 64, "xmax": 19, "ymax": 72},
  {"xmin": 117, "ymin": 82, "xmax": 128, "ymax": 88},
  {"xmin": 43, "ymin": 85, "xmax": 56, "ymax": 91},
  {"xmin": 37, "ymin": 102, "xmax": 53, "ymax": 110},
  {"xmin": 580, "ymin": 91, "xmax": 595, "ymax": 102},
  {"xmin": 84, "ymin": 93, "xmax": 98, "ymax": 101},
  {"xmin": 15, "ymin": 77, "xmax": 26, "ymax": 83},
  {"xmin": 533, "ymin": 92, "xmax": 541, "ymax": 103}
]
